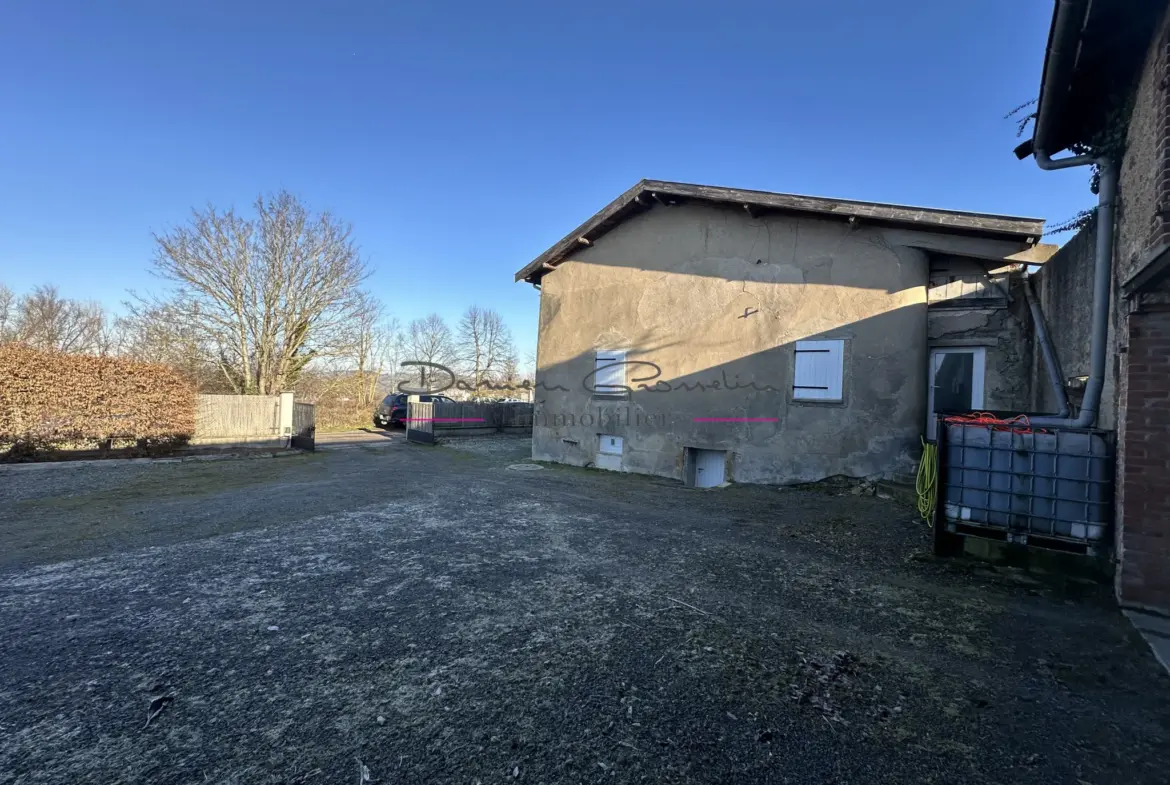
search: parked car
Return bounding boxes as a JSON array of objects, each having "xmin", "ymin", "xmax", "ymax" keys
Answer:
[{"xmin": 373, "ymin": 394, "xmax": 453, "ymax": 428}]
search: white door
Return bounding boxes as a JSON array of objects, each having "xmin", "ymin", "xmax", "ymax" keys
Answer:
[
  {"xmin": 927, "ymin": 348, "xmax": 986, "ymax": 440},
  {"xmin": 694, "ymin": 449, "xmax": 726, "ymax": 488}
]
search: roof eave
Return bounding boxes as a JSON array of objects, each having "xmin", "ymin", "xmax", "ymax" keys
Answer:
[
  {"xmin": 1029, "ymin": 0, "xmax": 1168, "ymax": 158},
  {"xmin": 516, "ymin": 180, "xmax": 1044, "ymax": 284},
  {"xmin": 1030, "ymin": 0, "xmax": 1091, "ymax": 157},
  {"xmin": 514, "ymin": 180, "xmax": 651, "ymax": 283}
]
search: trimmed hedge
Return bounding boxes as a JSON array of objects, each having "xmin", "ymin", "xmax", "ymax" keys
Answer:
[{"xmin": 0, "ymin": 343, "xmax": 196, "ymax": 459}]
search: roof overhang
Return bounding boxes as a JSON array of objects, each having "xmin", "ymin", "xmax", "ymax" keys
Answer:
[
  {"xmin": 1025, "ymin": 0, "xmax": 1167, "ymax": 158},
  {"xmin": 515, "ymin": 180, "xmax": 1044, "ymax": 283}
]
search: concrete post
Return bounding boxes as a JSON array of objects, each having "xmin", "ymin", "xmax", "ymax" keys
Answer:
[{"xmin": 279, "ymin": 392, "xmax": 294, "ymax": 446}]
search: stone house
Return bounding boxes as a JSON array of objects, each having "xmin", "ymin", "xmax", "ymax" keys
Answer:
[
  {"xmin": 1016, "ymin": 0, "xmax": 1170, "ymax": 615},
  {"xmin": 515, "ymin": 181, "xmax": 1047, "ymax": 486}
]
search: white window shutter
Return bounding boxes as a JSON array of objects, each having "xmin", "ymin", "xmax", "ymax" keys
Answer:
[
  {"xmin": 594, "ymin": 350, "xmax": 626, "ymax": 395},
  {"xmin": 793, "ymin": 340, "xmax": 844, "ymax": 401},
  {"xmin": 825, "ymin": 341, "xmax": 843, "ymax": 399}
]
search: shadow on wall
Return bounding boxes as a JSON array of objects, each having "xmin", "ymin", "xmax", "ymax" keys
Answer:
[{"xmin": 531, "ymin": 302, "xmax": 929, "ymax": 486}]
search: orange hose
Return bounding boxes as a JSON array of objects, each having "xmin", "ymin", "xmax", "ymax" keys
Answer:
[{"xmin": 942, "ymin": 412, "xmax": 1046, "ymax": 434}]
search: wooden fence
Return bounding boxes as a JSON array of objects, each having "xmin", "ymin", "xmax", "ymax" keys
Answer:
[
  {"xmin": 193, "ymin": 393, "xmax": 315, "ymax": 448},
  {"xmin": 195, "ymin": 395, "xmax": 281, "ymax": 441}
]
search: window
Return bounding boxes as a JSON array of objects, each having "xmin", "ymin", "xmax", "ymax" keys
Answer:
[
  {"xmin": 927, "ymin": 348, "xmax": 986, "ymax": 439},
  {"xmin": 593, "ymin": 350, "xmax": 627, "ymax": 397},
  {"xmin": 598, "ymin": 434, "xmax": 623, "ymax": 455},
  {"xmin": 792, "ymin": 340, "xmax": 845, "ymax": 401}
]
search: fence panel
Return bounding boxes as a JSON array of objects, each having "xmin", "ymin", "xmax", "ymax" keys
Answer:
[
  {"xmin": 431, "ymin": 402, "xmax": 495, "ymax": 432},
  {"xmin": 426, "ymin": 401, "xmax": 534, "ymax": 437},
  {"xmin": 195, "ymin": 395, "xmax": 281, "ymax": 441},
  {"xmin": 407, "ymin": 399, "xmax": 435, "ymax": 444},
  {"xmin": 292, "ymin": 402, "xmax": 316, "ymax": 451},
  {"xmin": 501, "ymin": 402, "xmax": 534, "ymax": 430}
]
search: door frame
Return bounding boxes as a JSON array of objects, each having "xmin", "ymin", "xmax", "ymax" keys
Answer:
[{"xmin": 927, "ymin": 347, "xmax": 986, "ymax": 440}]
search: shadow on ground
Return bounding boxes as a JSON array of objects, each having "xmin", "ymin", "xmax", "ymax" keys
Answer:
[{"xmin": 315, "ymin": 427, "xmax": 400, "ymax": 449}]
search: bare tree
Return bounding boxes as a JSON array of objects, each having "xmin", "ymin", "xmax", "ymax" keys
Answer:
[
  {"xmin": 406, "ymin": 313, "xmax": 453, "ymax": 388},
  {"xmin": 347, "ymin": 293, "xmax": 400, "ymax": 408},
  {"xmin": 12, "ymin": 285, "xmax": 108, "ymax": 354},
  {"xmin": 382, "ymin": 323, "xmax": 408, "ymax": 394},
  {"xmin": 0, "ymin": 284, "xmax": 14, "ymax": 342},
  {"xmin": 118, "ymin": 298, "xmax": 218, "ymax": 383},
  {"xmin": 455, "ymin": 306, "xmax": 516, "ymax": 395},
  {"xmin": 287, "ymin": 295, "xmax": 398, "ymax": 413},
  {"xmin": 375, "ymin": 317, "xmax": 407, "ymax": 400},
  {"xmin": 500, "ymin": 353, "xmax": 520, "ymax": 388},
  {"xmin": 148, "ymin": 191, "xmax": 368, "ymax": 394}
]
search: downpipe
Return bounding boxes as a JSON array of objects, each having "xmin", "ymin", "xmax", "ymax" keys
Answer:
[
  {"xmin": 1028, "ymin": 155, "xmax": 1117, "ymax": 428},
  {"xmin": 1017, "ymin": 0, "xmax": 1114, "ymax": 429}
]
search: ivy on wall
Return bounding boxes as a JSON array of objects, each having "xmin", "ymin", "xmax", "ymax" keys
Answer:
[{"xmin": 1007, "ymin": 87, "xmax": 1136, "ymax": 235}]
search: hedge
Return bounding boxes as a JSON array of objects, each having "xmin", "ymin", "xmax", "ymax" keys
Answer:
[{"xmin": 0, "ymin": 343, "xmax": 196, "ymax": 458}]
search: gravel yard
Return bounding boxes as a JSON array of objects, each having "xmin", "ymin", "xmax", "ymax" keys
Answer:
[{"xmin": 1, "ymin": 437, "xmax": 1167, "ymax": 784}]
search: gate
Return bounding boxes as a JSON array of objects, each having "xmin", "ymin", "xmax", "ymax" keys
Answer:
[
  {"xmin": 406, "ymin": 397, "xmax": 435, "ymax": 444},
  {"xmin": 291, "ymin": 402, "xmax": 316, "ymax": 451}
]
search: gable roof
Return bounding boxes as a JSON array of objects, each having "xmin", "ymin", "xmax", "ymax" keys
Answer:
[{"xmin": 515, "ymin": 179, "xmax": 1045, "ymax": 283}]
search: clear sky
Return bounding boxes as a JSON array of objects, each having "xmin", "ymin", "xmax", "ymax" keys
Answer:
[{"xmin": 0, "ymin": 0, "xmax": 1090, "ymax": 363}]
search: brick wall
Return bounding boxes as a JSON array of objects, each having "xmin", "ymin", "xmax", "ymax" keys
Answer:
[
  {"xmin": 1118, "ymin": 305, "xmax": 1170, "ymax": 610},
  {"xmin": 1113, "ymin": 6, "xmax": 1170, "ymax": 612}
]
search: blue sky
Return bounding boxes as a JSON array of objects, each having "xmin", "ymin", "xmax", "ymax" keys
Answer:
[{"xmin": 0, "ymin": 0, "xmax": 1087, "ymax": 362}]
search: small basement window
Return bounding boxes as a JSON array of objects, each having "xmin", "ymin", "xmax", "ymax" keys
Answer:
[
  {"xmin": 593, "ymin": 350, "xmax": 627, "ymax": 397},
  {"xmin": 793, "ymin": 340, "xmax": 845, "ymax": 401},
  {"xmin": 598, "ymin": 434, "xmax": 623, "ymax": 454}
]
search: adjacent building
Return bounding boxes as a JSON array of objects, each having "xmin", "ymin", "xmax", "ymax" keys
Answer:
[{"xmin": 1017, "ymin": 0, "xmax": 1170, "ymax": 614}]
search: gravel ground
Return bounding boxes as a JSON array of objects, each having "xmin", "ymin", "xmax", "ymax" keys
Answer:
[
  {"xmin": 1, "ymin": 437, "xmax": 1168, "ymax": 784},
  {"xmin": 315, "ymin": 428, "xmax": 400, "ymax": 449},
  {"xmin": 442, "ymin": 433, "xmax": 535, "ymax": 459}
]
